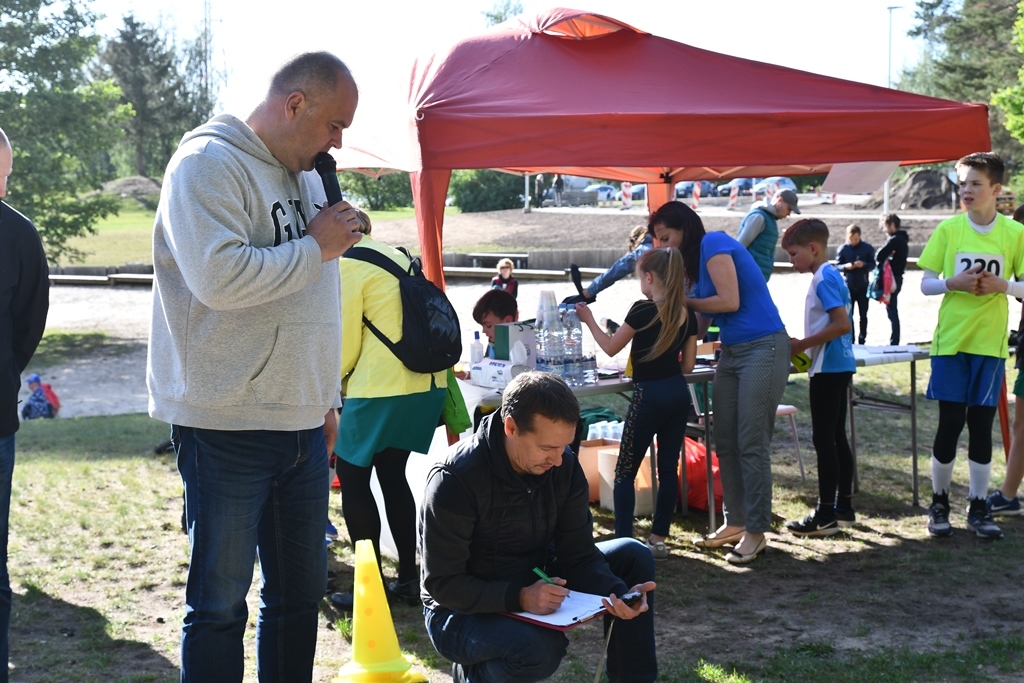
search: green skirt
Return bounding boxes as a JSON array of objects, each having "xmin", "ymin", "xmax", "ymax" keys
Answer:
[{"xmin": 334, "ymin": 388, "xmax": 446, "ymax": 467}]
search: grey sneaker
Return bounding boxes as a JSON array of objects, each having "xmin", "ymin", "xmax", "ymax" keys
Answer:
[
  {"xmin": 646, "ymin": 538, "xmax": 669, "ymax": 560},
  {"xmin": 966, "ymin": 504, "xmax": 1004, "ymax": 539},
  {"xmin": 927, "ymin": 502, "xmax": 953, "ymax": 537}
]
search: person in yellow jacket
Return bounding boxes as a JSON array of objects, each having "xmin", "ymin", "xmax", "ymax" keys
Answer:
[{"xmin": 331, "ymin": 211, "xmax": 447, "ymax": 610}]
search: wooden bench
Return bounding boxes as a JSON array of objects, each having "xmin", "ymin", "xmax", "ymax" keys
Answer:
[{"xmin": 466, "ymin": 252, "xmax": 529, "ymax": 269}]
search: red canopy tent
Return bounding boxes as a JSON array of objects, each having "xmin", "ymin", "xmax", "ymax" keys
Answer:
[{"xmin": 335, "ymin": 7, "xmax": 991, "ymax": 286}]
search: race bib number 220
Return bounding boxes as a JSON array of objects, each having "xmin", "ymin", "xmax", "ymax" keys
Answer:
[{"xmin": 954, "ymin": 252, "xmax": 1005, "ymax": 279}]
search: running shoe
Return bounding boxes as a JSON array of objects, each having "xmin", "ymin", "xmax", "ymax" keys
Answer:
[
  {"xmin": 646, "ymin": 538, "xmax": 669, "ymax": 560},
  {"xmin": 927, "ymin": 502, "xmax": 953, "ymax": 537},
  {"xmin": 833, "ymin": 507, "xmax": 857, "ymax": 528},
  {"xmin": 785, "ymin": 511, "xmax": 840, "ymax": 537},
  {"xmin": 966, "ymin": 503, "xmax": 1004, "ymax": 539},
  {"xmin": 986, "ymin": 490, "xmax": 1022, "ymax": 517}
]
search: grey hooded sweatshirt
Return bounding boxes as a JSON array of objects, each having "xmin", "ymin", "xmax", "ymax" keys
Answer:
[{"xmin": 147, "ymin": 115, "xmax": 342, "ymax": 431}]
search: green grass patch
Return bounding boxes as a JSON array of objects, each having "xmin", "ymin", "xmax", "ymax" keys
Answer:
[
  {"xmin": 26, "ymin": 330, "xmax": 131, "ymax": 369},
  {"xmin": 61, "ymin": 204, "xmax": 156, "ymax": 267}
]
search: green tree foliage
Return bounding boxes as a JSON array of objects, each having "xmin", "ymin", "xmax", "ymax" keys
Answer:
[
  {"xmin": 0, "ymin": 0, "xmax": 130, "ymax": 264},
  {"xmin": 97, "ymin": 15, "xmax": 190, "ymax": 178},
  {"xmin": 338, "ymin": 171, "xmax": 412, "ymax": 211},
  {"xmin": 900, "ymin": 0, "xmax": 1024, "ymax": 174},
  {"xmin": 483, "ymin": 0, "xmax": 523, "ymax": 26},
  {"xmin": 448, "ymin": 169, "xmax": 523, "ymax": 213},
  {"xmin": 994, "ymin": 3, "xmax": 1024, "ymax": 161}
]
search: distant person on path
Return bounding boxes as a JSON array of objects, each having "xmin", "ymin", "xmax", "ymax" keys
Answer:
[
  {"xmin": 876, "ymin": 214, "xmax": 909, "ymax": 345},
  {"xmin": 553, "ymin": 173, "xmax": 564, "ymax": 207},
  {"xmin": 917, "ymin": 152, "xmax": 1024, "ymax": 540},
  {"xmin": 736, "ymin": 189, "xmax": 800, "ymax": 282},
  {"xmin": 781, "ymin": 219, "xmax": 857, "ymax": 537},
  {"xmin": 490, "ymin": 258, "xmax": 518, "ymax": 299},
  {"xmin": 420, "ymin": 372, "xmax": 657, "ymax": 683},
  {"xmin": 20, "ymin": 374, "xmax": 57, "ymax": 420},
  {"xmin": 575, "ymin": 247, "xmax": 697, "ymax": 558},
  {"xmin": 836, "ymin": 224, "xmax": 875, "ymax": 344},
  {"xmin": 147, "ymin": 52, "xmax": 364, "ymax": 681},
  {"xmin": 986, "ymin": 202, "xmax": 1024, "ymax": 518},
  {"xmin": 534, "ymin": 173, "xmax": 546, "ymax": 208},
  {"xmin": 0, "ymin": 126, "xmax": 49, "ymax": 682}
]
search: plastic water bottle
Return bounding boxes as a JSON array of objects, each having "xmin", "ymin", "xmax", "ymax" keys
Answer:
[
  {"xmin": 582, "ymin": 330, "xmax": 599, "ymax": 385},
  {"xmin": 470, "ymin": 331, "xmax": 484, "ymax": 365},
  {"xmin": 538, "ymin": 308, "xmax": 565, "ymax": 377},
  {"xmin": 562, "ymin": 307, "xmax": 584, "ymax": 386}
]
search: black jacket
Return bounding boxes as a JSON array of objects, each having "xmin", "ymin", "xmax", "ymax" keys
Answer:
[
  {"xmin": 0, "ymin": 202, "xmax": 49, "ymax": 437},
  {"xmin": 836, "ymin": 241, "xmax": 876, "ymax": 291},
  {"xmin": 419, "ymin": 413, "xmax": 626, "ymax": 614},
  {"xmin": 876, "ymin": 229, "xmax": 909, "ymax": 279}
]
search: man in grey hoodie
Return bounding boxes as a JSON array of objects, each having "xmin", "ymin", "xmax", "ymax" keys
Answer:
[{"xmin": 148, "ymin": 52, "xmax": 363, "ymax": 682}]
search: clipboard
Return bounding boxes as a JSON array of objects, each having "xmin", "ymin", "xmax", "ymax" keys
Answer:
[{"xmin": 503, "ymin": 591, "xmax": 608, "ymax": 631}]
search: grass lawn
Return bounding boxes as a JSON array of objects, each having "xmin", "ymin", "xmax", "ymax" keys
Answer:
[
  {"xmin": 61, "ymin": 203, "xmax": 459, "ymax": 267},
  {"xmin": 7, "ymin": 360, "xmax": 1024, "ymax": 681}
]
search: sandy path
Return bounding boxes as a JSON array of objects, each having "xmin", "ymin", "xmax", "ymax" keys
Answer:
[{"xmin": 27, "ymin": 267, "xmax": 1015, "ymax": 421}]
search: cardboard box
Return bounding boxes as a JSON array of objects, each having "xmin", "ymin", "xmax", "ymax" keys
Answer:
[
  {"xmin": 598, "ymin": 448, "xmax": 656, "ymax": 517},
  {"xmin": 577, "ymin": 439, "xmax": 619, "ymax": 503},
  {"xmin": 493, "ymin": 321, "xmax": 536, "ymax": 368}
]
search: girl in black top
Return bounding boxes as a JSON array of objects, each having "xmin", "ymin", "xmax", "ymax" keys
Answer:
[{"xmin": 576, "ymin": 248, "xmax": 697, "ymax": 559}]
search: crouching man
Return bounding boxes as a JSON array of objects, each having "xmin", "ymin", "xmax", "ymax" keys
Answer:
[{"xmin": 419, "ymin": 371, "xmax": 657, "ymax": 682}]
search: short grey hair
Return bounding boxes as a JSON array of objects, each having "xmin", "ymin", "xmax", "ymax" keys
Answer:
[{"xmin": 268, "ymin": 51, "xmax": 356, "ymax": 105}]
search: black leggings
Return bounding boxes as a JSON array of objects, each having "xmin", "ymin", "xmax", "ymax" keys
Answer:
[
  {"xmin": 336, "ymin": 447, "xmax": 418, "ymax": 583},
  {"xmin": 932, "ymin": 401, "xmax": 996, "ymax": 465},
  {"xmin": 809, "ymin": 372, "xmax": 854, "ymax": 507}
]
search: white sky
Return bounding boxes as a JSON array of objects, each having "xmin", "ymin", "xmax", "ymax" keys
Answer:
[{"xmin": 87, "ymin": 0, "xmax": 927, "ymax": 119}]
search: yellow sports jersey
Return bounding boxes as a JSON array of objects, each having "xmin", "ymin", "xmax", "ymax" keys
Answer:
[{"xmin": 918, "ymin": 214, "xmax": 1024, "ymax": 357}]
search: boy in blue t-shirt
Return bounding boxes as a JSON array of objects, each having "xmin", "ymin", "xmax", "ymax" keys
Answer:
[{"xmin": 782, "ymin": 219, "xmax": 858, "ymax": 536}]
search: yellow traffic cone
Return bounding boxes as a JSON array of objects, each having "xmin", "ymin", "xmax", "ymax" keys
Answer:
[{"xmin": 333, "ymin": 539, "xmax": 427, "ymax": 683}]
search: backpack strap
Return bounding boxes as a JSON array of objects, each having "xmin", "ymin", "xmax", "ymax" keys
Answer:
[{"xmin": 343, "ymin": 246, "xmax": 410, "ymax": 279}]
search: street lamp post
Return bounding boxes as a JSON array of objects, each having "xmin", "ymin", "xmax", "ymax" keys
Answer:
[{"xmin": 883, "ymin": 5, "xmax": 902, "ymax": 218}]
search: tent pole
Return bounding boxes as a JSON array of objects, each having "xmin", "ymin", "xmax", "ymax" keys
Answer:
[{"xmin": 523, "ymin": 173, "xmax": 531, "ymax": 213}]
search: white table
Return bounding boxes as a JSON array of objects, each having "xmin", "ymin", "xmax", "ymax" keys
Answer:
[{"xmin": 848, "ymin": 345, "xmax": 931, "ymax": 506}]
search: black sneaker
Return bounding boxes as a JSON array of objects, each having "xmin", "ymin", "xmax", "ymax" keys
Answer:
[
  {"xmin": 833, "ymin": 507, "xmax": 857, "ymax": 528},
  {"xmin": 386, "ymin": 578, "xmax": 422, "ymax": 606},
  {"xmin": 966, "ymin": 502, "xmax": 1004, "ymax": 539},
  {"xmin": 927, "ymin": 502, "xmax": 953, "ymax": 537},
  {"xmin": 785, "ymin": 511, "xmax": 840, "ymax": 537}
]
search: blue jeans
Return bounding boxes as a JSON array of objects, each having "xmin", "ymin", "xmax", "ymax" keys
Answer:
[
  {"xmin": 173, "ymin": 425, "xmax": 329, "ymax": 683},
  {"xmin": 424, "ymin": 538, "xmax": 657, "ymax": 682},
  {"xmin": 0, "ymin": 434, "xmax": 13, "ymax": 683}
]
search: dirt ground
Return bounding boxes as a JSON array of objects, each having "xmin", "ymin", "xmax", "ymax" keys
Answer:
[{"xmin": 23, "ymin": 200, "xmax": 1024, "ymax": 681}]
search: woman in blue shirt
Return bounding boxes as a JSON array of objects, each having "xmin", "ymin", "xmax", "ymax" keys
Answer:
[{"xmin": 647, "ymin": 202, "xmax": 790, "ymax": 564}]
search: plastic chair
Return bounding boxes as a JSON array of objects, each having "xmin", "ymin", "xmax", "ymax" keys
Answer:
[{"xmin": 775, "ymin": 404, "xmax": 805, "ymax": 481}]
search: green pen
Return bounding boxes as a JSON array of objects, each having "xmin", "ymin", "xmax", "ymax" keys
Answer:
[{"xmin": 533, "ymin": 567, "xmax": 557, "ymax": 585}]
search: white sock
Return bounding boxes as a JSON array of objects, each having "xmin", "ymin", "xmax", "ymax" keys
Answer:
[
  {"xmin": 931, "ymin": 456, "xmax": 955, "ymax": 497},
  {"xmin": 968, "ymin": 460, "xmax": 991, "ymax": 501}
]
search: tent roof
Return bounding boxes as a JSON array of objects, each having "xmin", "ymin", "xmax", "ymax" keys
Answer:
[{"xmin": 337, "ymin": 7, "xmax": 989, "ymax": 183}]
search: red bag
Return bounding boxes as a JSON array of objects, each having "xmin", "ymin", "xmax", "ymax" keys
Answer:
[
  {"xmin": 682, "ymin": 436, "xmax": 722, "ymax": 512},
  {"xmin": 41, "ymin": 383, "xmax": 60, "ymax": 414}
]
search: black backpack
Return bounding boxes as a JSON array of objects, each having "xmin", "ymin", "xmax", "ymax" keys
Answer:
[{"xmin": 343, "ymin": 246, "xmax": 462, "ymax": 374}]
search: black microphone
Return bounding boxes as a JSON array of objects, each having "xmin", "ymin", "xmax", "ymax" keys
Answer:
[{"xmin": 314, "ymin": 152, "xmax": 344, "ymax": 206}]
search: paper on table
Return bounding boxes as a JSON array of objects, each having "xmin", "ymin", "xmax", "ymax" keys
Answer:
[
  {"xmin": 859, "ymin": 344, "xmax": 921, "ymax": 354},
  {"xmin": 506, "ymin": 590, "xmax": 608, "ymax": 630}
]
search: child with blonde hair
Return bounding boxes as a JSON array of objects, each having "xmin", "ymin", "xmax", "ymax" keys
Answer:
[
  {"xmin": 490, "ymin": 257, "xmax": 518, "ymax": 298},
  {"xmin": 576, "ymin": 247, "xmax": 697, "ymax": 559}
]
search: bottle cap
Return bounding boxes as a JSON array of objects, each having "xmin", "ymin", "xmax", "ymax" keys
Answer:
[{"xmin": 474, "ymin": 331, "xmax": 480, "ymax": 340}]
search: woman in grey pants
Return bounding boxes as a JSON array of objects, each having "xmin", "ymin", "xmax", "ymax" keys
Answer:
[{"xmin": 648, "ymin": 202, "xmax": 790, "ymax": 564}]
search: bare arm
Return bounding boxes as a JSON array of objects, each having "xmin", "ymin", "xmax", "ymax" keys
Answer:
[
  {"xmin": 680, "ymin": 333, "xmax": 697, "ymax": 373},
  {"xmin": 688, "ymin": 254, "xmax": 740, "ymax": 314},
  {"xmin": 575, "ymin": 302, "xmax": 636, "ymax": 356}
]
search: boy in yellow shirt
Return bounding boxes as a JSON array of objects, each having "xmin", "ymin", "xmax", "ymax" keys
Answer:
[{"xmin": 918, "ymin": 152, "xmax": 1024, "ymax": 539}]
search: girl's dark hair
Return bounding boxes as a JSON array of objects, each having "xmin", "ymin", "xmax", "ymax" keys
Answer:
[{"xmin": 647, "ymin": 201, "xmax": 706, "ymax": 286}]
